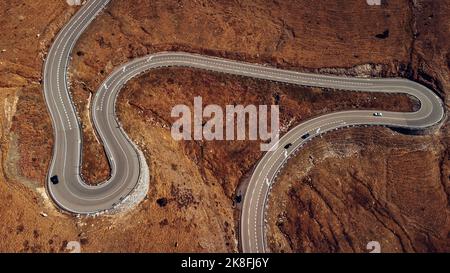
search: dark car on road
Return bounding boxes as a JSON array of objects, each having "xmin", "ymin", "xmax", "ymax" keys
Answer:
[
  {"xmin": 50, "ymin": 175, "xmax": 59, "ymax": 185},
  {"xmin": 301, "ymin": 133, "xmax": 310, "ymax": 140},
  {"xmin": 234, "ymin": 194, "xmax": 242, "ymax": 204},
  {"xmin": 284, "ymin": 143, "xmax": 293, "ymax": 149}
]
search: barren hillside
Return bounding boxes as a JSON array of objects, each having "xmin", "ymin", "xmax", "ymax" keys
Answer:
[{"xmin": 0, "ymin": 0, "xmax": 448, "ymax": 252}]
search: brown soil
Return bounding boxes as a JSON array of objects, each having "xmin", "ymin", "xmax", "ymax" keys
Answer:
[
  {"xmin": 0, "ymin": 0, "xmax": 82, "ymax": 253},
  {"xmin": 0, "ymin": 0, "xmax": 448, "ymax": 252},
  {"xmin": 266, "ymin": 0, "xmax": 450, "ymax": 253},
  {"xmin": 266, "ymin": 126, "xmax": 450, "ymax": 253}
]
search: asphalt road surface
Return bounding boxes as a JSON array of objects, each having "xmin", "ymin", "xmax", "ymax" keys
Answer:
[{"xmin": 43, "ymin": 0, "xmax": 444, "ymax": 252}]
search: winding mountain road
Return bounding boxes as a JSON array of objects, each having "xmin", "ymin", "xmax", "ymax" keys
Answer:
[{"xmin": 43, "ymin": 0, "xmax": 444, "ymax": 252}]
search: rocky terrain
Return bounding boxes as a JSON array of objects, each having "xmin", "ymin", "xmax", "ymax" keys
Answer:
[
  {"xmin": 0, "ymin": 0, "xmax": 448, "ymax": 252},
  {"xmin": 267, "ymin": 126, "xmax": 450, "ymax": 252},
  {"xmin": 0, "ymin": 0, "xmax": 82, "ymax": 252},
  {"xmin": 266, "ymin": 0, "xmax": 450, "ymax": 253}
]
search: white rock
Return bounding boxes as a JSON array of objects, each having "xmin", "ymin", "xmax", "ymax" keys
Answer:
[
  {"xmin": 366, "ymin": 0, "xmax": 382, "ymax": 5},
  {"xmin": 66, "ymin": 0, "xmax": 82, "ymax": 6}
]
